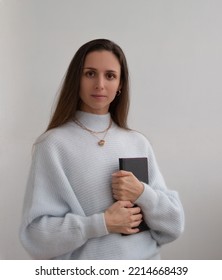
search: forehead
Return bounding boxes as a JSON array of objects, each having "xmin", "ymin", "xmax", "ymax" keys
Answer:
[{"xmin": 84, "ymin": 50, "xmax": 121, "ymax": 71}]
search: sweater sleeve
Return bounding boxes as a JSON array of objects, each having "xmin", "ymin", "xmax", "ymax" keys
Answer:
[
  {"xmin": 135, "ymin": 142, "xmax": 185, "ymax": 246},
  {"xmin": 20, "ymin": 138, "xmax": 108, "ymax": 259}
]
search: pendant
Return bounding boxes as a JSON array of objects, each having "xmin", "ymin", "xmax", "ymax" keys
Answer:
[{"xmin": 98, "ymin": 140, "xmax": 105, "ymax": 146}]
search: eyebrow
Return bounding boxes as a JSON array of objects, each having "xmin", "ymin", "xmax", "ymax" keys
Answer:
[{"xmin": 83, "ymin": 67, "xmax": 118, "ymax": 73}]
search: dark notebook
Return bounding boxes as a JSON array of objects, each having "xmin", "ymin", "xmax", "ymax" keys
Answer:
[{"xmin": 119, "ymin": 157, "xmax": 149, "ymax": 234}]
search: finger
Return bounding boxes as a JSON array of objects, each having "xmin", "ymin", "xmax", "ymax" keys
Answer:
[
  {"xmin": 113, "ymin": 194, "xmax": 119, "ymax": 200},
  {"xmin": 130, "ymin": 206, "xmax": 141, "ymax": 214},
  {"xmin": 111, "ymin": 176, "xmax": 119, "ymax": 183},
  {"xmin": 130, "ymin": 220, "xmax": 142, "ymax": 228},
  {"xmin": 128, "ymin": 213, "xmax": 142, "ymax": 224},
  {"xmin": 123, "ymin": 227, "xmax": 140, "ymax": 235},
  {"xmin": 111, "ymin": 181, "xmax": 121, "ymax": 188},
  {"xmin": 112, "ymin": 170, "xmax": 132, "ymax": 177},
  {"xmin": 113, "ymin": 188, "xmax": 131, "ymax": 201},
  {"xmin": 118, "ymin": 200, "xmax": 134, "ymax": 208},
  {"xmin": 133, "ymin": 214, "xmax": 143, "ymax": 222},
  {"xmin": 112, "ymin": 177, "xmax": 126, "ymax": 186},
  {"xmin": 112, "ymin": 189, "xmax": 121, "ymax": 197}
]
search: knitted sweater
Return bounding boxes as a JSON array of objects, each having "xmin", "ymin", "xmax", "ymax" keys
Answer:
[{"xmin": 20, "ymin": 111, "xmax": 184, "ymax": 259}]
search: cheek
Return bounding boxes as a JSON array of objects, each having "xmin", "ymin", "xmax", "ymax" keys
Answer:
[
  {"xmin": 79, "ymin": 80, "xmax": 90, "ymax": 96},
  {"xmin": 109, "ymin": 82, "xmax": 120, "ymax": 96},
  {"xmin": 110, "ymin": 91, "xmax": 118, "ymax": 101}
]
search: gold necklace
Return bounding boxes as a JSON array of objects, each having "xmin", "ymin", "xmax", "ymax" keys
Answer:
[{"xmin": 74, "ymin": 118, "xmax": 112, "ymax": 146}]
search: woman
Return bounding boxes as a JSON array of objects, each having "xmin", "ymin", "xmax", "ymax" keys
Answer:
[{"xmin": 20, "ymin": 39, "xmax": 184, "ymax": 259}]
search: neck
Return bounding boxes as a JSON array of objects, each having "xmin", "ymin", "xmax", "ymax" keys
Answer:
[
  {"xmin": 75, "ymin": 110, "xmax": 111, "ymax": 131},
  {"xmin": 74, "ymin": 111, "xmax": 113, "ymax": 147}
]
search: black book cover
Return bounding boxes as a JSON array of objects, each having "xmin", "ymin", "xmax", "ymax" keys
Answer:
[{"xmin": 119, "ymin": 157, "xmax": 149, "ymax": 234}]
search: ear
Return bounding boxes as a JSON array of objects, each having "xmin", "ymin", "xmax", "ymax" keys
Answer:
[
  {"xmin": 116, "ymin": 82, "xmax": 122, "ymax": 96},
  {"xmin": 116, "ymin": 90, "xmax": 121, "ymax": 96},
  {"xmin": 118, "ymin": 83, "xmax": 122, "ymax": 92}
]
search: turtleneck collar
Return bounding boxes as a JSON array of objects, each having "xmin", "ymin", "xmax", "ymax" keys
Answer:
[{"xmin": 75, "ymin": 110, "xmax": 111, "ymax": 131}]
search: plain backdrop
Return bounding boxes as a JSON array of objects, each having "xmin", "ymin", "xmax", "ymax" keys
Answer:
[{"xmin": 0, "ymin": 0, "xmax": 222, "ymax": 259}]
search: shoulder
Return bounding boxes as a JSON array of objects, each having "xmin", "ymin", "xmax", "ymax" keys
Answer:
[
  {"xmin": 128, "ymin": 129, "xmax": 148, "ymax": 140},
  {"xmin": 128, "ymin": 129, "xmax": 152, "ymax": 147},
  {"xmin": 34, "ymin": 122, "xmax": 74, "ymax": 149},
  {"xmin": 113, "ymin": 123, "xmax": 147, "ymax": 140},
  {"xmin": 113, "ymin": 124, "xmax": 153, "ymax": 153}
]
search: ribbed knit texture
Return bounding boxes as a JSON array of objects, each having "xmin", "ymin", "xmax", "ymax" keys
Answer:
[{"xmin": 20, "ymin": 111, "xmax": 184, "ymax": 259}]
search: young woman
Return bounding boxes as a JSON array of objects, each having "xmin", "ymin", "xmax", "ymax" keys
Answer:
[{"xmin": 20, "ymin": 39, "xmax": 184, "ymax": 259}]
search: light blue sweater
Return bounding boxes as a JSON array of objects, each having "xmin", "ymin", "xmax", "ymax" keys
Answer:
[{"xmin": 20, "ymin": 111, "xmax": 184, "ymax": 259}]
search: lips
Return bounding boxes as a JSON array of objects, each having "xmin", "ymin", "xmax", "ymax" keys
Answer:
[{"xmin": 91, "ymin": 94, "xmax": 106, "ymax": 99}]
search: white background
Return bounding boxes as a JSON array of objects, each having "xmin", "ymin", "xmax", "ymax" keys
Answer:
[{"xmin": 0, "ymin": 0, "xmax": 222, "ymax": 259}]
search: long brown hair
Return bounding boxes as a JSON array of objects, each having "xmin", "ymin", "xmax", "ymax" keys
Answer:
[{"xmin": 46, "ymin": 39, "xmax": 130, "ymax": 131}]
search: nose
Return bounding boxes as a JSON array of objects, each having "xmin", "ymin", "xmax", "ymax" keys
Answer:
[{"xmin": 95, "ymin": 75, "xmax": 105, "ymax": 90}]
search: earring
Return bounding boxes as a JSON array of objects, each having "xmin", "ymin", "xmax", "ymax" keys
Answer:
[{"xmin": 116, "ymin": 90, "xmax": 121, "ymax": 96}]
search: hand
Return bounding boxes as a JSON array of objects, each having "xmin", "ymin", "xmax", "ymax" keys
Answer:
[
  {"xmin": 104, "ymin": 201, "xmax": 142, "ymax": 234},
  {"xmin": 112, "ymin": 170, "xmax": 144, "ymax": 202}
]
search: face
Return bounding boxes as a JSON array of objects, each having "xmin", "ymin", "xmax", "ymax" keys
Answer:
[{"xmin": 79, "ymin": 50, "xmax": 121, "ymax": 114}]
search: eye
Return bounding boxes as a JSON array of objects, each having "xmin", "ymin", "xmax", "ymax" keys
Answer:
[
  {"xmin": 84, "ymin": 70, "xmax": 95, "ymax": 78},
  {"xmin": 106, "ymin": 72, "xmax": 116, "ymax": 80}
]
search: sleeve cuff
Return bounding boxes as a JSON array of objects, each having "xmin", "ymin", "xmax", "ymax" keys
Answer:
[
  {"xmin": 135, "ymin": 183, "xmax": 158, "ymax": 210},
  {"xmin": 80, "ymin": 213, "xmax": 109, "ymax": 240}
]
